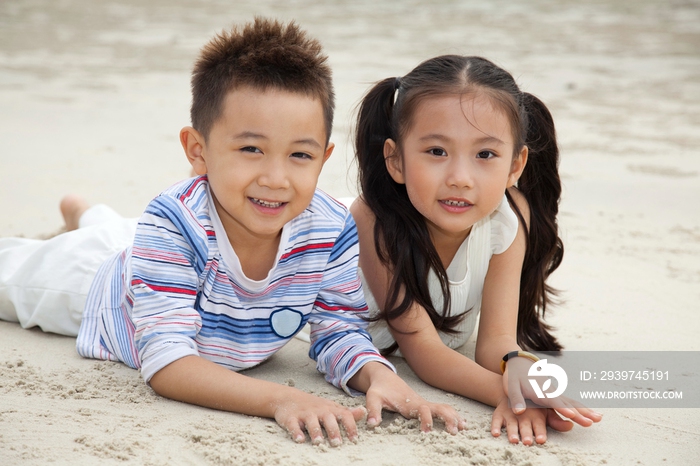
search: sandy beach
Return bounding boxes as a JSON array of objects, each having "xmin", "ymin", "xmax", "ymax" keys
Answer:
[{"xmin": 1, "ymin": 0, "xmax": 700, "ymax": 464}]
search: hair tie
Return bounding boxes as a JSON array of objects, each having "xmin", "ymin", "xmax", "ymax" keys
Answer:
[{"xmin": 392, "ymin": 76, "xmax": 402, "ymax": 105}]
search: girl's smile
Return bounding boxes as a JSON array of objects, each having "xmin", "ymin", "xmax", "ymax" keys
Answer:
[{"xmin": 439, "ymin": 198, "xmax": 474, "ymax": 213}]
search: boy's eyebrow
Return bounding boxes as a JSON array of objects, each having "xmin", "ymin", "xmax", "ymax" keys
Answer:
[
  {"xmin": 293, "ymin": 138, "xmax": 324, "ymax": 150},
  {"xmin": 233, "ymin": 131, "xmax": 323, "ymax": 150},
  {"xmin": 419, "ymin": 134, "xmax": 506, "ymax": 145}
]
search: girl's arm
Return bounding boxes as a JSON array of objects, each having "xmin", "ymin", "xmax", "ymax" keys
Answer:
[
  {"xmin": 475, "ymin": 187, "xmax": 529, "ymax": 373},
  {"xmin": 352, "ymin": 195, "xmax": 599, "ymax": 440},
  {"xmin": 477, "ymin": 188, "xmax": 602, "ymax": 426},
  {"xmin": 351, "ymin": 198, "xmax": 506, "ymax": 406},
  {"xmin": 352, "ymin": 197, "xmax": 548, "ymax": 445}
]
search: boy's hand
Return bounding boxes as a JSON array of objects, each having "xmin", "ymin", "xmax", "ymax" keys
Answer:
[
  {"xmin": 272, "ymin": 390, "xmax": 366, "ymax": 446},
  {"xmin": 150, "ymin": 355, "xmax": 364, "ymax": 447},
  {"xmin": 351, "ymin": 362, "xmax": 465, "ymax": 434}
]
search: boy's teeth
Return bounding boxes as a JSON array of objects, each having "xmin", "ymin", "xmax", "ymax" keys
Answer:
[
  {"xmin": 444, "ymin": 200, "xmax": 468, "ymax": 206},
  {"xmin": 252, "ymin": 198, "xmax": 283, "ymax": 208}
]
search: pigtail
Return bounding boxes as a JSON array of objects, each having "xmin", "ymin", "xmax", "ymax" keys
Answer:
[
  {"xmin": 510, "ymin": 92, "xmax": 564, "ymax": 352},
  {"xmin": 355, "ymin": 77, "xmax": 460, "ymax": 355},
  {"xmin": 355, "ymin": 77, "xmax": 397, "ymax": 203}
]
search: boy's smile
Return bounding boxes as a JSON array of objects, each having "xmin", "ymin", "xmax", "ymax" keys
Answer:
[{"xmin": 182, "ymin": 86, "xmax": 333, "ymax": 257}]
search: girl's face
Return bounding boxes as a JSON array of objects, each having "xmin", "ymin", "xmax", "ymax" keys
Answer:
[{"xmin": 385, "ymin": 93, "xmax": 527, "ymax": 246}]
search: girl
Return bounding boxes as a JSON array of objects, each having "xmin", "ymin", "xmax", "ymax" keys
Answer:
[{"xmin": 351, "ymin": 55, "xmax": 602, "ymax": 445}]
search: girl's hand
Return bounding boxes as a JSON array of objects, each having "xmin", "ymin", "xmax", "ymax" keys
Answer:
[
  {"xmin": 492, "ymin": 397, "xmax": 548, "ymax": 445},
  {"xmin": 273, "ymin": 390, "xmax": 366, "ymax": 446},
  {"xmin": 503, "ymin": 357, "xmax": 603, "ymax": 427},
  {"xmin": 353, "ymin": 362, "xmax": 466, "ymax": 434},
  {"xmin": 492, "ymin": 399, "xmax": 578, "ymax": 444}
]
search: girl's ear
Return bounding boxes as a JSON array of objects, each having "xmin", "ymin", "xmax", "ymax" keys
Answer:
[
  {"xmin": 384, "ymin": 138, "xmax": 405, "ymax": 184},
  {"xmin": 181, "ymin": 126, "xmax": 208, "ymax": 175},
  {"xmin": 507, "ymin": 145, "xmax": 529, "ymax": 187}
]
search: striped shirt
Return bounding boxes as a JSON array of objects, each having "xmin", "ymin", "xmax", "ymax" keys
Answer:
[{"xmin": 76, "ymin": 176, "xmax": 392, "ymax": 393}]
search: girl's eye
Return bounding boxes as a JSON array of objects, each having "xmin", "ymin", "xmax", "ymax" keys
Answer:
[
  {"xmin": 241, "ymin": 146, "xmax": 261, "ymax": 153},
  {"xmin": 429, "ymin": 148, "xmax": 447, "ymax": 157},
  {"xmin": 477, "ymin": 150, "xmax": 495, "ymax": 159},
  {"xmin": 291, "ymin": 152, "xmax": 312, "ymax": 160}
]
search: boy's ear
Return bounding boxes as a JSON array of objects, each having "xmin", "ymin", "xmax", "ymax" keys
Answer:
[
  {"xmin": 322, "ymin": 142, "xmax": 335, "ymax": 164},
  {"xmin": 507, "ymin": 145, "xmax": 528, "ymax": 187},
  {"xmin": 383, "ymin": 139, "xmax": 405, "ymax": 184},
  {"xmin": 180, "ymin": 126, "xmax": 208, "ymax": 175}
]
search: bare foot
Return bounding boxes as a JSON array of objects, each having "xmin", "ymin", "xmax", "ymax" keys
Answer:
[{"xmin": 59, "ymin": 194, "xmax": 90, "ymax": 231}]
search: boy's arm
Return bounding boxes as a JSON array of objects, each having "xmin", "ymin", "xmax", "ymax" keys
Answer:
[
  {"xmin": 130, "ymin": 195, "xmax": 362, "ymax": 445},
  {"xmin": 149, "ymin": 355, "xmax": 364, "ymax": 445},
  {"xmin": 308, "ymin": 214, "xmax": 464, "ymax": 434},
  {"xmin": 306, "ymin": 214, "xmax": 395, "ymax": 392}
]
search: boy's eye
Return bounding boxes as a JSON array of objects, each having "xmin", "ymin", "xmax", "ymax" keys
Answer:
[
  {"xmin": 240, "ymin": 146, "xmax": 261, "ymax": 153},
  {"xmin": 428, "ymin": 148, "xmax": 447, "ymax": 157},
  {"xmin": 477, "ymin": 150, "xmax": 495, "ymax": 159},
  {"xmin": 291, "ymin": 152, "xmax": 312, "ymax": 160}
]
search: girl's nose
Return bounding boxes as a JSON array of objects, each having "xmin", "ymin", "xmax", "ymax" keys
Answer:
[{"xmin": 446, "ymin": 158, "xmax": 474, "ymax": 188}]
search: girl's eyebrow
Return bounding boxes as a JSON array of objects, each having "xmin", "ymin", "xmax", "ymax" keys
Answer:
[
  {"xmin": 418, "ymin": 134, "xmax": 506, "ymax": 145},
  {"xmin": 474, "ymin": 135, "xmax": 506, "ymax": 146},
  {"xmin": 418, "ymin": 134, "xmax": 451, "ymax": 143}
]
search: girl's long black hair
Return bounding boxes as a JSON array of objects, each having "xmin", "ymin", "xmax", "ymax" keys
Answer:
[{"xmin": 355, "ymin": 55, "xmax": 563, "ymax": 354}]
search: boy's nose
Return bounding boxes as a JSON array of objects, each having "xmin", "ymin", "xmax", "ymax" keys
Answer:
[{"xmin": 258, "ymin": 160, "xmax": 290, "ymax": 190}]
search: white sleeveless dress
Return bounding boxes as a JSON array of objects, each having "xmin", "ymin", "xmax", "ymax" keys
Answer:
[{"xmin": 360, "ymin": 194, "xmax": 519, "ymax": 355}]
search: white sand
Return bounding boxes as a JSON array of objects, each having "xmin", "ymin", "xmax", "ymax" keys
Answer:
[{"xmin": 2, "ymin": 1, "xmax": 700, "ymax": 464}]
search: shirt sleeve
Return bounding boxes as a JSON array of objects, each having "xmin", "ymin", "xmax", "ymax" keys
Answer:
[
  {"xmin": 128, "ymin": 195, "xmax": 207, "ymax": 383},
  {"xmin": 491, "ymin": 194, "xmax": 520, "ymax": 255},
  {"xmin": 306, "ymin": 213, "xmax": 395, "ymax": 395}
]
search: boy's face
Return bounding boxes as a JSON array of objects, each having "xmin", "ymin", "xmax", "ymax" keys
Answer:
[{"xmin": 183, "ymin": 86, "xmax": 333, "ymax": 246}]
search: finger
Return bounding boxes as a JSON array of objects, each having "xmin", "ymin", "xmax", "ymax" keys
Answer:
[
  {"xmin": 283, "ymin": 418, "xmax": 306, "ymax": 444},
  {"xmin": 506, "ymin": 368, "xmax": 528, "ymax": 413},
  {"xmin": 574, "ymin": 405, "xmax": 603, "ymax": 423},
  {"xmin": 350, "ymin": 405, "xmax": 368, "ymax": 423},
  {"xmin": 337, "ymin": 409, "xmax": 360, "ymax": 444},
  {"xmin": 304, "ymin": 417, "xmax": 324, "ymax": 445},
  {"xmin": 554, "ymin": 398, "xmax": 602, "ymax": 425},
  {"xmin": 518, "ymin": 416, "xmax": 534, "ymax": 446},
  {"xmin": 567, "ymin": 410, "xmax": 594, "ymax": 427},
  {"xmin": 491, "ymin": 411, "xmax": 504, "ymax": 438},
  {"xmin": 435, "ymin": 406, "xmax": 464, "ymax": 435},
  {"xmin": 417, "ymin": 405, "xmax": 433, "ymax": 433},
  {"xmin": 509, "ymin": 389, "xmax": 527, "ymax": 415},
  {"xmin": 321, "ymin": 413, "xmax": 342, "ymax": 447},
  {"xmin": 554, "ymin": 401, "xmax": 593, "ymax": 427},
  {"xmin": 545, "ymin": 398, "xmax": 579, "ymax": 419},
  {"xmin": 365, "ymin": 393, "xmax": 383, "ymax": 428},
  {"xmin": 547, "ymin": 408, "xmax": 574, "ymax": 432},
  {"xmin": 505, "ymin": 415, "xmax": 520, "ymax": 444},
  {"xmin": 534, "ymin": 410, "xmax": 548, "ymax": 444}
]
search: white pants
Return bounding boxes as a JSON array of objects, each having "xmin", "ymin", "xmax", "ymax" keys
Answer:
[{"xmin": 0, "ymin": 205, "xmax": 137, "ymax": 336}]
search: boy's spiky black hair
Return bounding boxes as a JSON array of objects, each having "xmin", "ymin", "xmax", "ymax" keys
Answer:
[{"xmin": 191, "ymin": 17, "xmax": 334, "ymax": 142}]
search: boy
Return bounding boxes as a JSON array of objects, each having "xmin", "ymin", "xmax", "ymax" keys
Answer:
[{"xmin": 0, "ymin": 18, "xmax": 463, "ymax": 445}]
